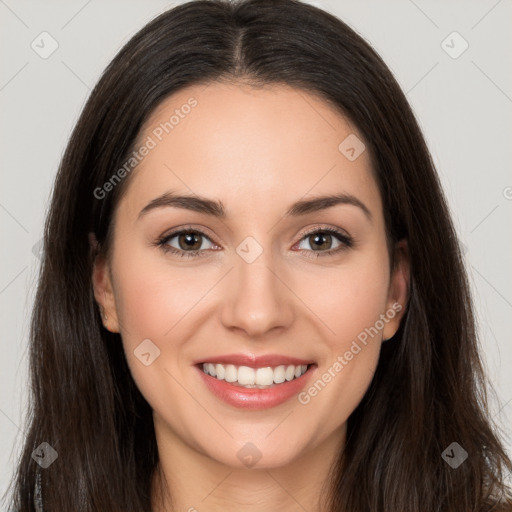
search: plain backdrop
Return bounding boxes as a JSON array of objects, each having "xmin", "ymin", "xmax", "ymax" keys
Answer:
[{"xmin": 1, "ymin": 0, "xmax": 511, "ymax": 506}]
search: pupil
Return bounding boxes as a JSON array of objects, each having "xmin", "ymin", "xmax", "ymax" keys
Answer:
[
  {"xmin": 311, "ymin": 233, "xmax": 331, "ymax": 250},
  {"xmin": 180, "ymin": 232, "xmax": 201, "ymax": 250}
]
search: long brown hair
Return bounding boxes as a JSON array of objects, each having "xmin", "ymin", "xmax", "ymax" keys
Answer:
[{"xmin": 5, "ymin": 0, "xmax": 512, "ymax": 510}]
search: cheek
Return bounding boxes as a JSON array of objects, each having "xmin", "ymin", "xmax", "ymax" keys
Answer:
[
  {"xmin": 295, "ymin": 261, "xmax": 389, "ymax": 431},
  {"xmin": 297, "ymin": 251, "xmax": 390, "ymax": 347},
  {"xmin": 110, "ymin": 249, "xmax": 207, "ymax": 412},
  {"xmin": 112, "ymin": 249, "xmax": 213, "ymax": 345},
  {"xmin": 297, "ymin": 250, "xmax": 389, "ymax": 404}
]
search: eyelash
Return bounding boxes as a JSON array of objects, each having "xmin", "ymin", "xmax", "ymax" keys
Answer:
[{"xmin": 154, "ymin": 225, "xmax": 354, "ymax": 260}]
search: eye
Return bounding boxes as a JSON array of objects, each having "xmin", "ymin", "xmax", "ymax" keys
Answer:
[
  {"xmin": 155, "ymin": 227, "xmax": 217, "ymax": 259},
  {"xmin": 154, "ymin": 225, "xmax": 354, "ymax": 259},
  {"xmin": 294, "ymin": 227, "xmax": 353, "ymax": 258}
]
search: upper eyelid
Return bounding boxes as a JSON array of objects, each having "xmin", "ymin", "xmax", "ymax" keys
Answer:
[
  {"xmin": 160, "ymin": 225, "xmax": 217, "ymax": 244},
  {"xmin": 300, "ymin": 225, "xmax": 351, "ymax": 239}
]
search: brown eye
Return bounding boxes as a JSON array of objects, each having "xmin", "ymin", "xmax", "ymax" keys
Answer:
[
  {"xmin": 295, "ymin": 228, "xmax": 353, "ymax": 259},
  {"xmin": 307, "ymin": 232, "xmax": 335, "ymax": 251},
  {"xmin": 157, "ymin": 229, "xmax": 216, "ymax": 259},
  {"xmin": 175, "ymin": 231, "xmax": 204, "ymax": 251}
]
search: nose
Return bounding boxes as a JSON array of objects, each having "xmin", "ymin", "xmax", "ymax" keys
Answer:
[{"xmin": 220, "ymin": 250, "xmax": 294, "ymax": 339}]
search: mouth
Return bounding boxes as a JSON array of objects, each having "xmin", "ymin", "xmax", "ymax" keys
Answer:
[
  {"xmin": 194, "ymin": 361, "xmax": 318, "ymax": 410},
  {"xmin": 197, "ymin": 362, "xmax": 315, "ymax": 389},
  {"xmin": 192, "ymin": 353, "xmax": 318, "ymax": 409}
]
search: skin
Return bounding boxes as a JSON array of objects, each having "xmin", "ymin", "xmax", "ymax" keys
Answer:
[{"xmin": 92, "ymin": 82, "xmax": 409, "ymax": 512}]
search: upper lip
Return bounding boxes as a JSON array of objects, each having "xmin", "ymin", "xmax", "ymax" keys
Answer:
[{"xmin": 195, "ymin": 354, "xmax": 316, "ymax": 368}]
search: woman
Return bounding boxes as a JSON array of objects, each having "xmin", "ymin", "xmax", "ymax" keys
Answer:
[{"xmin": 6, "ymin": 0, "xmax": 512, "ymax": 510}]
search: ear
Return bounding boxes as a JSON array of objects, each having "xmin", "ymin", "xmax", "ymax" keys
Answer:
[
  {"xmin": 382, "ymin": 239, "xmax": 410, "ymax": 341},
  {"xmin": 89, "ymin": 232, "xmax": 120, "ymax": 333}
]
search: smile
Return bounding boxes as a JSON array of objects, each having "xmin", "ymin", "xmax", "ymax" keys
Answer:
[{"xmin": 201, "ymin": 363, "xmax": 310, "ymax": 389}]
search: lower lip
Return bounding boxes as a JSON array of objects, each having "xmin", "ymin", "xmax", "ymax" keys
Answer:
[{"xmin": 195, "ymin": 364, "xmax": 317, "ymax": 410}]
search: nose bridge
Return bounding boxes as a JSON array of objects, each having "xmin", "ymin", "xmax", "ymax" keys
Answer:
[{"xmin": 220, "ymin": 239, "xmax": 294, "ymax": 336}]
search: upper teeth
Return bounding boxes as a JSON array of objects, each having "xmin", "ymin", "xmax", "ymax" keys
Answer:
[{"xmin": 202, "ymin": 363, "xmax": 308, "ymax": 387}]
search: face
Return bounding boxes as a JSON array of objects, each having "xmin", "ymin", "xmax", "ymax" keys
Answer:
[{"xmin": 92, "ymin": 82, "xmax": 408, "ymax": 470}]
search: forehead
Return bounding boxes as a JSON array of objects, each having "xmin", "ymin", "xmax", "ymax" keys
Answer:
[{"xmin": 120, "ymin": 81, "xmax": 381, "ymax": 222}]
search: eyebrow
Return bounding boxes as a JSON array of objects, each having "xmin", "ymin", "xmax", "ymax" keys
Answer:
[{"xmin": 137, "ymin": 191, "xmax": 372, "ymax": 222}]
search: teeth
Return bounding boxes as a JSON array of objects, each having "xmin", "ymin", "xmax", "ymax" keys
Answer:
[
  {"xmin": 273, "ymin": 365, "xmax": 286, "ymax": 384},
  {"xmin": 201, "ymin": 362, "xmax": 309, "ymax": 388},
  {"xmin": 238, "ymin": 365, "xmax": 255, "ymax": 385},
  {"xmin": 225, "ymin": 364, "xmax": 237, "ymax": 383},
  {"xmin": 285, "ymin": 365, "xmax": 295, "ymax": 381},
  {"xmin": 215, "ymin": 363, "xmax": 225, "ymax": 380},
  {"xmin": 255, "ymin": 367, "xmax": 274, "ymax": 385}
]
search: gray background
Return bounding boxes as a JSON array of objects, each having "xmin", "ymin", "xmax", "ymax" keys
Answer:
[{"xmin": 1, "ymin": 0, "xmax": 511, "ymax": 505}]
